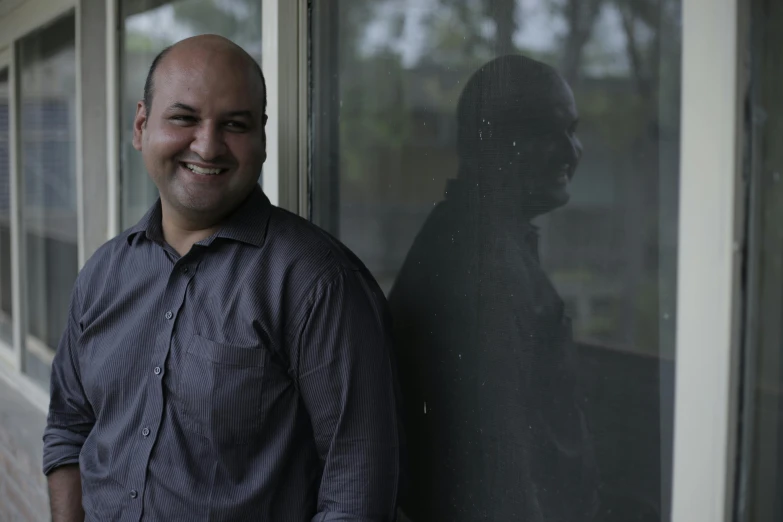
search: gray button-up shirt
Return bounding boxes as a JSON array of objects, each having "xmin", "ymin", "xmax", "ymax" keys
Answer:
[{"xmin": 43, "ymin": 186, "xmax": 401, "ymax": 522}]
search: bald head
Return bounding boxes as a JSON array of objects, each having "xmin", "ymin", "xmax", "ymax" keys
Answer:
[
  {"xmin": 457, "ymin": 54, "xmax": 572, "ymax": 154},
  {"xmin": 453, "ymin": 55, "xmax": 582, "ymax": 216},
  {"xmin": 143, "ymin": 35, "xmax": 266, "ymax": 116}
]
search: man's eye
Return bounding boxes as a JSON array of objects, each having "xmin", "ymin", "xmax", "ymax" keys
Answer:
[
  {"xmin": 171, "ymin": 115, "xmax": 196, "ymax": 123},
  {"xmin": 225, "ymin": 121, "xmax": 248, "ymax": 130}
]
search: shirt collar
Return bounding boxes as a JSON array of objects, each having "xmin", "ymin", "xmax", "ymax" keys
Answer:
[{"xmin": 126, "ymin": 184, "xmax": 272, "ymax": 248}]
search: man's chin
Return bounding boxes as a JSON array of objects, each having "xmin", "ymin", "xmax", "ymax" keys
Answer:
[{"xmin": 536, "ymin": 188, "xmax": 571, "ymax": 214}]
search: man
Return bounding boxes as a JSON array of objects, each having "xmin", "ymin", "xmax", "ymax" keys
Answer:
[
  {"xmin": 388, "ymin": 55, "xmax": 598, "ymax": 521},
  {"xmin": 43, "ymin": 35, "xmax": 400, "ymax": 522}
]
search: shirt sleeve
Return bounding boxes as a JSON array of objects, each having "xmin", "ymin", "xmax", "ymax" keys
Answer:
[
  {"xmin": 43, "ymin": 282, "xmax": 95, "ymax": 475},
  {"xmin": 294, "ymin": 268, "xmax": 400, "ymax": 522}
]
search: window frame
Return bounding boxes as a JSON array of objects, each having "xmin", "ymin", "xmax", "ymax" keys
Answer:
[
  {"xmin": 671, "ymin": 1, "xmax": 749, "ymax": 521},
  {"xmin": 291, "ymin": 2, "xmax": 751, "ymax": 522},
  {"xmin": 0, "ymin": 45, "xmax": 16, "ymax": 371},
  {"xmin": 261, "ymin": 0, "xmax": 308, "ymax": 213},
  {"xmin": 12, "ymin": 0, "xmax": 749, "ymax": 518},
  {"xmin": 0, "ymin": 0, "xmax": 79, "ymax": 411}
]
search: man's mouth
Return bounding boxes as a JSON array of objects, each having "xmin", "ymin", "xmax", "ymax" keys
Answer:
[
  {"xmin": 555, "ymin": 165, "xmax": 572, "ymax": 185},
  {"xmin": 181, "ymin": 162, "xmax": 227, "ymax": 176}
]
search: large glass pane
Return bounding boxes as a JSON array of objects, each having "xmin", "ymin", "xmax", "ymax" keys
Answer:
[
  {"xmin": 119, "ymin": 0, "xmax": 263, "ymax": 228},
  {"xmin": 18, "ymin": 12, "xmax": 78, "ymax": 387},
  {"xmin": 311, "ymin": 1, "xmax": 681, "ymax": 520},
  {"xmin": 740, "ymin": 0, "xmax": 783, "ymax": 521},
  {"xmin": 0, "ymin": 67, "xmax": 13, "ymax": 347}
]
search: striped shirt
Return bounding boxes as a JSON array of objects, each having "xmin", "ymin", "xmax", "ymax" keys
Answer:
[{"xmin": 43, "ymin": 186, "xmax": 401, "ymax": 522}]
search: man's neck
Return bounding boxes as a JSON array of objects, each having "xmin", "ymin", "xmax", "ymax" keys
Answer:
[{"xmin": 160, "ymin": 204, "xmax": 222, "ymax": 257}]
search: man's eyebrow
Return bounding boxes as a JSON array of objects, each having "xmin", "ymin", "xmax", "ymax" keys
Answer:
[
  {"xmin": 167, "ymin": 102, "xmax": 197, "ymax": 113},
  {"xmin": 223, "ymin": 110, "xmax": 254, "ymax": 119}
]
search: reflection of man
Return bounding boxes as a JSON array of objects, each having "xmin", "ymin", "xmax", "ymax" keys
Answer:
[
  {"xmin": 389, "ymin": 55, "xmax": 598, "ymax": 521},
  {"xmin": 43, "ymin": 35, "xmax": 400, "ymax": 522}
]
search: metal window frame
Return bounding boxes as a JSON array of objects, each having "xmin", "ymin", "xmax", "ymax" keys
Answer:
[
  {"xmin": 0, "ymin": 45, "xmax": 16, "ymax": 370},
  {"xmin": 262, "ymin": 0, "xmax": 308, "ymax": 214},
  {"xmin": 0, "ymin": 0, "xmax": 75, "ymax": 49},
  {"xmin": 106, "ymin": 0, "xmax": 119, "ymax": 238},
  {"xmin": 0, "ymin": 0, "xmax": 79, "ymax": 410},
  {"xmin": 670, "ymin": 1, "xmax": 749, "ymax": 522}
]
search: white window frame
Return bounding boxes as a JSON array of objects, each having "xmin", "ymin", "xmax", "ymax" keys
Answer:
[
  {"xmin": 261, "ymin": 0, "xmax": 308, "ymax": 214},
  {"xmin": 671, "ymin": 1, "xmax": 749, "ymax": 522},
  {"xmin": 0, "ymin": 0, "xmax": 79, "ymax": 412},
  {"xmin": 0, "ymin": 45, "xmax": 16, "ymax": 372}
]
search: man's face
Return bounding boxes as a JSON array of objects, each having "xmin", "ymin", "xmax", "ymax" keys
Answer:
[
  {"xmin": 132, "ymin": 48, "xmax": 267, "ymax": 222},
  {"xmin": 482, "ymin": 77, "xmax": 582, "ymax": 214}
]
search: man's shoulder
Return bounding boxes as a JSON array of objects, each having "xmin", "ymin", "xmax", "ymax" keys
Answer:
[
  {"xmin": 75, "ymin": 230, "xmax": 136, "ymax": 288},
  {"xmin": 265, "ymin": 205, "xmax": 367, "ymax": 279}
]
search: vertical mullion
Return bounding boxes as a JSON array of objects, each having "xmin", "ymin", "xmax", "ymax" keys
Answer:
[
  {"xmin": 262, "ymin": 0, "xmax": 303, "ymax": 213},
  {"xmin": 670, "ymin": 0, "xmax": 748, "ymax": 521},
  {"xmin": 106, "ymin": 0, "xmax": 119, "ymax": 239},
  {"xmin": 9, "ymin": 41, "xmax": 26, "ymax": 373},
  {"xmin": 75, "ymin": 0, "xmax": 84, "ymax": 267},
  {"xmin": 0, "ymin": 46, "xmax": 11, "ymax": 362}
]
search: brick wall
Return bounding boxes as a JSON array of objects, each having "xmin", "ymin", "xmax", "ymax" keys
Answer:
[{"xmin": 0, "ymin": 376, "xmax": 49, "ymax": 521}]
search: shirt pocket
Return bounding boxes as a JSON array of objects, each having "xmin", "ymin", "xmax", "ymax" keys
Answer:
[{"xmin": 178, "ymin": 334, "xmax": 267, "ymax": 446}]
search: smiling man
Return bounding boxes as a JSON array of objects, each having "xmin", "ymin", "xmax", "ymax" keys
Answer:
[{"xmin": 43, "ymin": 35, "xmax": 400, "ymax": 522}]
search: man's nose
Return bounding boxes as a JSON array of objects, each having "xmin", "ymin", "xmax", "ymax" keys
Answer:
[
  {"xmin": 190, "ymin": 122, "xmax": 227, "ymax": 162},
  {"xmin": 562, "ymin": 133, "xmax": 582, "ymax": 165}
]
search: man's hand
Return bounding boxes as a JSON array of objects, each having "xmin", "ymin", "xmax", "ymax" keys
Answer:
[{"xmin": 48, "ymin": 464, "xmax": 85, "ymax": 522}]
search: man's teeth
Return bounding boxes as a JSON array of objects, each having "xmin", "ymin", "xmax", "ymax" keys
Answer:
[{"xmin": 185, "ymin": 163, "xmax": 223, "ymax": 175}]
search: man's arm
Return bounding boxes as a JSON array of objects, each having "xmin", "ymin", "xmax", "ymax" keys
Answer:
[
  {"xmin": 43, "ymin": 283, "xmax": 94, "ymax": 521},
  {"xmin": 294, "ymin": 268, "xmax": 400, "ymax": 522},
  {"xmin": 48, "ymin": 464, "xmax": 85, "ymax": 522}
]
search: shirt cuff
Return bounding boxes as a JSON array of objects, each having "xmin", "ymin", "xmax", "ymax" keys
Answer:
[{"xmin": 42, "ymin": 426, "xmax": 86, "ymax": 475}]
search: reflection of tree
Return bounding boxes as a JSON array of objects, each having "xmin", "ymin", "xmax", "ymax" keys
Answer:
[
  {"xmin": 170, "ymin": 0, "xmax": 263, "ymax": 54},
  {"xmin": 334, "ymin": 0, "xmax": 681, "ymax": 351},
  {"xmin": 559, "ymin": 0, "xmax": 604, "ymax": 83}
]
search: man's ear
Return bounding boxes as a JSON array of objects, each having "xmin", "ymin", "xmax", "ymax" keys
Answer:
[
  {"xmin": 132, "ymin": 101, "xmax": 148, "ymax": 151},
  {"xmin": 261, "ymin": 113, "xmax": 268, "ymax": 163}
]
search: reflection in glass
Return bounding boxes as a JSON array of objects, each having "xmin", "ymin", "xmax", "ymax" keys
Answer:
[
  {"xmin": 390, "ymin": 55, "xmax": 596, "ymax": 520},
  {"xmin": 119, "ymin": 0, "xmax": 262, "ymax": 228},
  {"xmin": 18, "ymin": 12, "xmax": 78, "ymax": 387},
  {"xmin": 311, "ymin": 1, "xmax": 681, "ymax": 520},
  {"xmin": 740, "ymin": 1, "xmax": 783, "ymax": 520},
  {"xmin": 0, "ymin": 68, "xmax": 13, "ymax": 346}
]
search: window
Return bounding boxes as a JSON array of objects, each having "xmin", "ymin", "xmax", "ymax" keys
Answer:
[
  {"xmin": 18, "ymin": 12, "xmax": 78, "ymax": 387},
  {"xmin": 119, "ymin": 0, "xmax": 263, "ymax": 229},
  {"xmin": 0, "ymin": 66, "xmax": 12, "ymax": 347},
  {"xmin": 740, "ymin": 0, "xmax": 783, "ymax": 520},
  {"xmin": 311, "ymin": 0, "xmax": 681, "ymax": 520}
]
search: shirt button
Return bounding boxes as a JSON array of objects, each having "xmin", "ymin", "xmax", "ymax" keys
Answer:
[
  {"xmin": 154, "ymin": 366, "xmax": 162, "ymax": 375},
  {"xmin": 142, "ymin": 427, "xmax": 150, "ymax": 437},
  {"xmin": 130, "ymin": 490, "xmax": 138, "ymax": 499},
  {"xmin": 182, "ymin": 266, "xmax": 189, "ymax": 274},
  {"xmin": 165, "ymin": 310, "xmax": 173, "ymax": 320}
]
